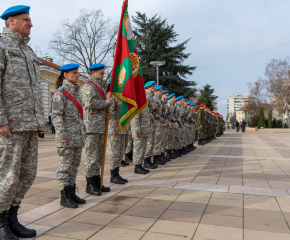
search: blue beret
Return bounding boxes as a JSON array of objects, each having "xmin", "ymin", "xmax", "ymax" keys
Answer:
[
  {"xmin": 184, "ymin": 99, "xmax": 188, "ymax": 102},
  {"xmin": 1, "ymin": 5, "xmax": 30, "ymax": 20},
  {"xmin": 168, "ymin": 93, "xmax": 175, "ymax": 100},
  {"xmin": 89, "ymin": 63, "xmax": 105, "ymax": 71},
  {"xmin": 59, "ymin": 64, "xmax": 79, "ymax": 71},
  {"xmin": 144, "ymin": 81, "xmax": 156, "ymax": 88},
  {"xmin": 108, "ymin": 78, "xmax": 111, "ymax": 83},
  {"xmin": 191, "ymin": 103, "xmax": 195, "ymax": 106},
  {"xmin": 162, "ymin": 90, "xmax": 168, "ymax": 94},
  {"xmin": 187, "ymin": 102, "xmax": 191, "ymax": 105},
  {"xmin": 176, "ymin": 96, "xmax": 184, "ymax": 101},
  {"xmin": 155, "ymin": 85, "xmax": 162, "ymax": 91}
]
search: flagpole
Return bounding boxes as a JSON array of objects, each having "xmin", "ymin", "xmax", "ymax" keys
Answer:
[{"xmin": 100, "ymin": 92, "xmax": 112, "ymax": 191}]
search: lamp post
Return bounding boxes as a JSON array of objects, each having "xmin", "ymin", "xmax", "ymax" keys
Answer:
[{"xmin": 150, "ymin": 61, "xmax": 165, "ymax": 86}]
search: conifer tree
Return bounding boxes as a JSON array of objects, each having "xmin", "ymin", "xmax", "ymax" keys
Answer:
[
  {"xmin": 268, "ymin": 110, "xmax": 272, "ymax": 128},
  {"xmin": 196, "ymin": 91, "xmax": 214, "ymax": 110},
  {"xmin": 132, "ymin": 12, "xmax": 196, "ymax": 98}
]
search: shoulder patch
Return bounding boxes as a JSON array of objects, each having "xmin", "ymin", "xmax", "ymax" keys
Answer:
[{"xmin": 85, "ymin": 90, "xmax": 91, "ymax": 97}]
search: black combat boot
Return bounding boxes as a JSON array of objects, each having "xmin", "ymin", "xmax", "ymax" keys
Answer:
[
  {"xmin": 162, "ymin": 152, "xmax": 171, "ymax": 162},
  {"xmin": 181, "ymin": 147, "xmax": 188, "ymax": 154},
  {"xmin": 95, "ymin": 175, "xmax": 111, "ymax": 192},
  {"xmin": 169, "ymin": 150, "xmax": 176, "ymax": 159},
  {"xmin": 125, "ymin": 153, "xmax": 131, "ymax": 163},
  {"xmin": 116, "ymin": 167, "xmax": 128, "ymax": 182},
  {"xmin": 198, "ymin": 140, "xmax": 203, "ymax": 145},
  {"xmin": 174, "ymin": 149, "xmax": 182, "ymax": 157},
  {"xmin": 0, "ymin": 211, "xmax": 18, "ymax": 240},
  {"xmin": 71, "ymin": 184, "xmax": 86, "ymax": 204},
  {"xmin": 153, "ymin": 155, "xmax": 166, "ymax": 165},
  {"xmin": 60, "ymin": 186, "xmax": 78, "ymax": 208},
  {"xmin": 143, "ymin": 157, "xmax": 158, "ymax": 169},
  {"xmin": 120, "ymin": 160, "xmax": 129, "ymax": 167},
  {"xmin": 134, "ymin": 164, "xmax": 148, "ymax": 174},
  {"xmin": 7, "ymin": 206, "xmax": 37, "ymax": 238},
  {"xmin": 110, "ymin": 168, "xmax": 125, "ymax": 184},
  {"xmin": 86, "ymin": 177, "xmax": 101, "ymax": 196},
  {"xmin": 166, "ymin": 150, "xmax": 175, "ymax": 159}
]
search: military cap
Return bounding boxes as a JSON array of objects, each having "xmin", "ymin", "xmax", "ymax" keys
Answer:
[
  {"xmin": 195, "ymin": 110, "xmax": 197, "ymax": 112},
  {"xmin": 144, "ymin": 81, "xmax": 156, "ymax": 88},
  {"xmin": 192, "ymin": 103, "xmax": 195, "ymax": 106},
  {"xmin": 199, "ymin": 103, "xmax": 205, "ymax": 107},
  {"xmin": 1, "ymin": 5, "xmax": 30, "ymax": 20},
  {"xmin": 176, "ymin": 96, "xmax": 184, "ymax": 101},
  {"xmin": 59, "ymin": 63, "xmax": 79, "ymax": 71},
  {"xmin": 187, "ymin": 101, "xmax": 191, "ymax": 105},
  {"xmin": 162, "ymin": 90, "xmax": 168, "ymax": 94},
  {"xmin": 168, "ymin": 93, "xmax": 175, "ymax": 99},
  {"xmin": 184, "ymin": 99, "xmax": 188, "ymax": 102},
  {"xmin": 89, "ymin": 63, "xmax": 105, "ymax": 71},
  {"xmin": 155, "ymin": 85, "xmax": 162, "ymax": 91},
  {"xmin": 108, "ymin": 78, "xmax": 111, "ymax": 83}
]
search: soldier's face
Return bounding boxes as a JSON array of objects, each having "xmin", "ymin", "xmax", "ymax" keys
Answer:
[
  {"xmin": 163, "ymin": 93, "xmax": 169, "ymax": 100},
  {"xmin": 8, "ymin": 14, "xmax": 32, "ymax": 37},
  {"xmin": 64, "ymin": 70, "xmax": 79, "ymax": 84},
  {"xmin": 155, "ymin": 89, "xmax": 163, "ymax": 96},
  {"xmin": 92, "ymin": 69, "xmax": 105, "ymax": 80},
  {"xmin": 148, "ymin": 85, "xmax": 155, "ymax": 92}
]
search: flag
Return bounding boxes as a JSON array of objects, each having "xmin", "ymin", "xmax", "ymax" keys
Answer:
[{"xmin": 110, "ymin": 0, "xmax": 148, "ymax": 131}]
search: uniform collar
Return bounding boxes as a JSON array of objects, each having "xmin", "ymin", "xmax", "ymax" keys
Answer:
[
  {"xmin": 88, "ymin": 75, "xmax": 104, "ymax": 87},
  {"xmin": 62, "ymin": 79, "xmax": 80, "ymax": 93},
  {"xmin": 2, "ymin": 27, "xmax": 30, "ymax": 45},
  {"xmin": 155, "ymin": 93, "xmax": 162, "ymax": 99},
  {"xmin": 146, "ymin": 89, "xmax": 154, "ymax": 96}
]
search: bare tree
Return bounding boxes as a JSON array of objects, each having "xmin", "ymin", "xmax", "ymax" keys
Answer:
[
  {"xmin": 49, "ymin": 9, "xmax": 118, "ymax": 78},
  {"xmin": 230, "ymin": 116, "xmax": 236, "ymax": 129},
  {"xmin": 264, "ymin": 58, "xmax": 290, "ymax": 126}
]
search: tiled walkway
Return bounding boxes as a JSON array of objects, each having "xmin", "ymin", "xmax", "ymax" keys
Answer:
[{"xmin": 18, "ymin": 130, "xmax": 290, "ymax": 239}]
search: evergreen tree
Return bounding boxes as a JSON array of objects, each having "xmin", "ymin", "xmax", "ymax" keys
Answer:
[
  {"xmin": 196, "ymin": 91, "xmax": 214, "ymax": 110},
  {"xmin": 258, "ymin": 107, "xmax": 265, "ymax": 128},
  {"xmin": 200, "ymin": 84, "xmax": 218, "ymax": 102},
  {"xmin": 132, "ymin": 12, "xmax": 197, "ymax": 98},
  {"xmin": 268, "ymin": 110, "xmax": 272, "ymax": 128}
]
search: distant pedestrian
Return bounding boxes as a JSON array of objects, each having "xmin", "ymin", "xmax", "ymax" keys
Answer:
[
  {"xmin": 235, "ymin": 120, "xmax": 239, "ymax": 132},
  {"xmin": 242, "ymin": 119, "xmax": 246, "ymax": 132}
]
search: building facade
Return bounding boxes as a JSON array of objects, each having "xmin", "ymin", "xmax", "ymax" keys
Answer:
[
  {"xmin": 38, "ymin": 57, "xmax": 87, "ymax": 122},
  {"xmin": 227, "ymin": 95, "xmax": 249, "ymax": 118}
]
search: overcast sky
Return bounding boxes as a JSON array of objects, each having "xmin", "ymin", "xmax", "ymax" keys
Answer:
[{"xmin": 1, "ymin": 0, "xmax": 290, "ymax": 117}]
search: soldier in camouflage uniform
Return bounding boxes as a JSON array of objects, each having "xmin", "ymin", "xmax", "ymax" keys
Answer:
[
  {"xmin": 153, "ymin": 85, "xmax": 168, "ymax": 164},
  {"xmin": 175, "ymin": 96, "xmax": 187, "ymax": 155},
  {"xmin": 191, "ymin": 103, "xmax": 197, "ymax": 149},
  {"xmin": 80, "ymin": 63, "xmax": 113, "ymax": 196},
  {"xmin": 197, "ymin": 104, "xmax": 206, "ymax": 145},
  {"xmin": 108, "ymin": 95, "xmax": 129, "ymax": 184},
  {"xmin": 167, "ymin": 94, "xmax": 181, "ymax": 158},
  {"xmin": 52, "ymin": 64, "xmax": 87, "ymax": 209},
  {"xmin": 0, "ymin": 6, "xmax": 46, "ymax": 239},
  {"xmin": 144, "ymin": 81, "xmax": 162, "ymax": 166},
  {"xmin": 162, "ymin": 90, "xmax": 174, "ymax": 159},
  {"xmin": 131, "ymin": 104, "xmax": 152, "ymax": 174}
]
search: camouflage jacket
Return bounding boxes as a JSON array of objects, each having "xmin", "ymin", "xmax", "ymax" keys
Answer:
[
  {"xmin": 0, "ymin": 28, "xmax": 45, "ymax": 132},
  {"xmin": 130, "ymin": 106, "xmax": 152, "ymax": 136},
  {"xmin": 197, "ymin": 108, "xmax": 205, "ymax": 130},
  {"xmin": 167, "ymin": 100, "xmax": 176, "ymax": 128},
  {"xmin": 51, "ymin": 80, "xmax": 86, "ymax": 148},
  {"xmin": 161, "ymin": 97, "xmax": 170, "ymax": 126},
  {"xmin": 153, "ymin": 94, "xmax": 164, "ymax": 126},
  {"xmin": 80, "ymin": 75, "xmax": 111, "ymax": 134},
  {"xmin": 187, "ymin": 106, "xmax": 193, "ymax": 124},
  {"xmin": 145, "ymin": 89, "xmax": 160, "ymax": 124},
  {"xmin": 108, "ymin": 95, "xmax": 127, "ymax": 135},
  {"xmin": 175, "ymin": 103, "xmax": 184, "ymax": 124}
]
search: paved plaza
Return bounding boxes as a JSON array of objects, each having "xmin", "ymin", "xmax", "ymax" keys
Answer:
[{"xmin": 18, "ymin": 130, "xmax": 290, "ymax": 239}]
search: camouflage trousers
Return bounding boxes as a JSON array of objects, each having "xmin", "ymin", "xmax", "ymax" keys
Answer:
[
  {"xmin": 198, "ymin": 126, "xmax": 206, "ymax": 140},
  {"xmin": 0, "ymin": 132, "xmax": 38, "ymax": 212},
  {"xmin": 163, "ymin": 126, "xmax": 169, "ymax": 151},
  {"xmin": 167, "ymin": 125, "xmax": 174, "ymax": 150},
  {"xmin": 191, "ymin": 125, "xmax": 196, "ymax": 144},
  {"xmin": 84, "ymin": 133, "xmax": 105, "ymax": 177},
  {"xmin": 133, "ymin": 135, "xmax": 149, "ymax": 165},
  {"xmin": 175, "ymin": 126, "xmax": 182, "ymax": 149},
  {"xmin": 181, "ymin": 124, "xmax": 187, "ymax": 147},
  {"xmin": 144, "ymin": 125, "xmax": 156, "ymax": 158},
  {"xmin": 108, "ymin": 134, "xmax": 127, "ymax": 170},
  {"xmin": 153, "ymin": 124, "xmax": 163, "ymax": 156},
  {"xmin": 125, "ymin": 124, "xmax": 133, "ymax": 154},
  {"xmin": 57, "ymin": 147, "xmax": 82, "ymax": 190}
]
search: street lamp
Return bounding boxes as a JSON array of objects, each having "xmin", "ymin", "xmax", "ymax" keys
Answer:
[{"xmin": 150, "ymin": 61, "xmax": 165, "ymax": 86}]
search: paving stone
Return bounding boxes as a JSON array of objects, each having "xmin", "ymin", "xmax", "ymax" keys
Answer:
[
  {"xmin": 149, "ymin": 219, "xmax": 197, "ymax": 237},
  {"xmin": 142, "ymin": 232, "xmax": 191, "ymax": 240},
  {"xmin": 160, "ymin": 209, "xmax": 203, "ymax": 223},
  {"xmin": 88, "ymin": 227, "xmax": 145, "ymax": 240},
  {"xmin": 46, "ymin": 222, "xmax": 102, "ymax": 239},
  {"xmin": 244, "ymin": 229, "xmax": 290, "ymax": 240},
  {"xmin": 200, "ymin": 213, "xmax": 243, "ymax": 228},
  {"xmin": 123, "ymin": 205, "xmax": 166, "ymax": 219},
  {"xmin": 169, "ymin": 201, "xmax": 207, "ymax": 213},
  {"xmin": 88, "ymin": 202, "xmax": 131, "ymax": 215},
  {"xmin": 69, "ymin": 211, "xmax": 118, "ymax": 225}
]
